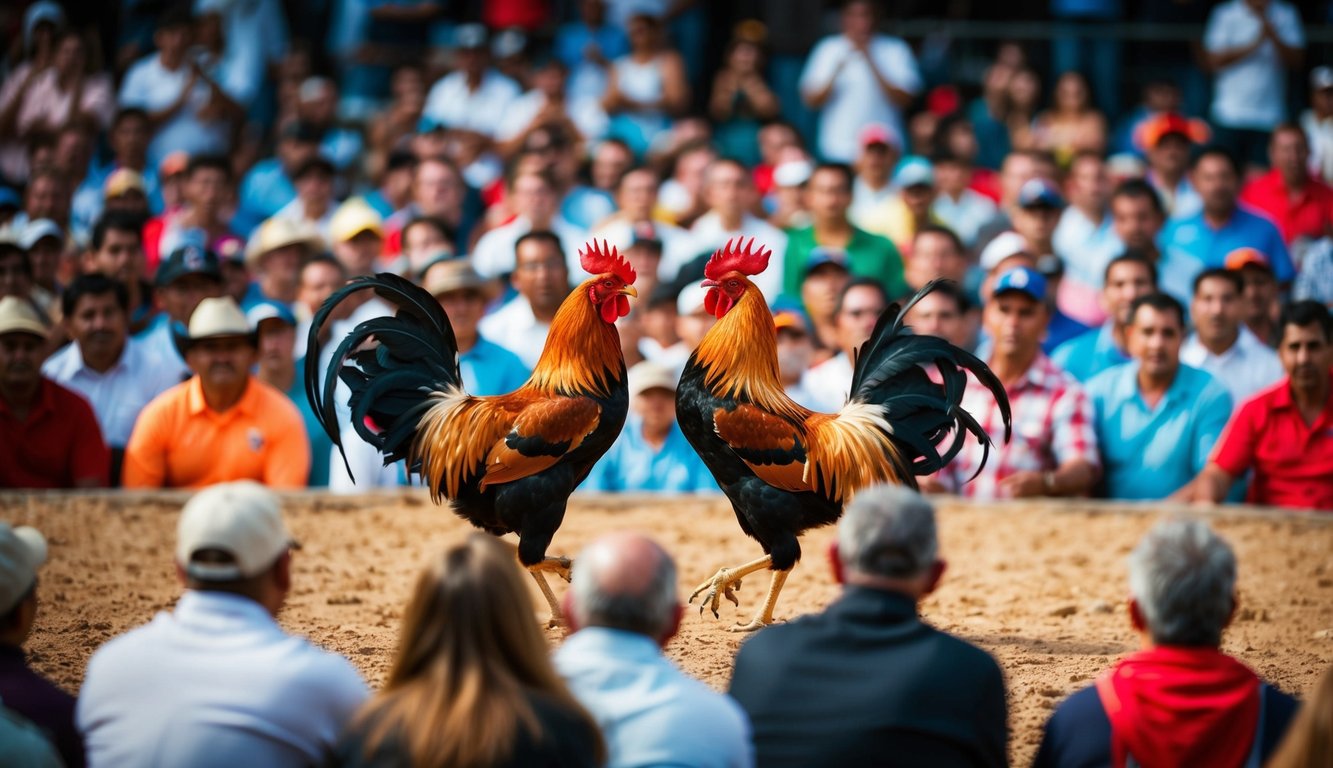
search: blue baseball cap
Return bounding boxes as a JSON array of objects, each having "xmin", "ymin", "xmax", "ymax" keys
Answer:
[
  {"xmin": 1017, "ymin": 178, "xmax": 1065, "ymax": 209},
  {"xmin": 893, "ymin": 156, "xmax": 935, "ymax": 189},
  {"xmin": 992, "ymin": 266, "xmax": 1046, "ymax": 302},
  {"xmin": 245, "ymin": 300, "xmax": 296, "ymax": 329}
]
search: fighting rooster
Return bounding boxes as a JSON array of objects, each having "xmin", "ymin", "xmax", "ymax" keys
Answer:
[
  {"xmin": 306, "ymin": 243, "xmax": 637, "ymax": 624},
  {"xmin": 676, "ymin": 238, "xmax": 1011, "ymax": 631}
]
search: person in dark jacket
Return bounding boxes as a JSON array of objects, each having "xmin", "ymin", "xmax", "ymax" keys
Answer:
[{"xmin": 728, "ymin": 484, "xmax": 1008, "ymax": 768}]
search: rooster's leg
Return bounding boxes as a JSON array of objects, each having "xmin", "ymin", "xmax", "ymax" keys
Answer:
[
  {"xmin": 526, "ymin": 556, "xmax": 573, "ymax": 628},
  {"xmin": 730, "ymin": 568, "xmax": 791, "ymax": 633},
  {"xmin": 688, "ymin": 555, "xmax": 773, "ymax": 620}
]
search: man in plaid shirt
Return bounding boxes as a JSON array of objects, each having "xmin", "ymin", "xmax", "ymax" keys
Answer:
[{"xmin": 929, "ymin": 267, "xmax": 1101, "ymax": 499}]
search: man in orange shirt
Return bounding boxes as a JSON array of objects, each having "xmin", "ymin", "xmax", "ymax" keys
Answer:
[{"xmin": 123, "ymin": 297, "xmax": 310, "ymax": 488}]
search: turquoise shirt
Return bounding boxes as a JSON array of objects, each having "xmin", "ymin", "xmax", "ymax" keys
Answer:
[
  {"xmin": 1086, "ymin": 362, "xmax": 1233, "ymax": 500},
  {"xmin": 459, "ymin": 337, "xmax": 531, "ymax": 396},
  {"xmin": 1051, "ymin": 323, "xmax": 1129, "ymax": 382},
  {"xmin": 290, "ymin": 356, "xmax": 332, "ymax": 487},
  {"xmin": 581, "ymin": 417, "xmax": 720, "ymax": 494}
]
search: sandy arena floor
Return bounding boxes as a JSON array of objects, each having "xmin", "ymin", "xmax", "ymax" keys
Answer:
[{"xmin": 4, "ymin": 490, "xmax": 1331, "ymax": 765}]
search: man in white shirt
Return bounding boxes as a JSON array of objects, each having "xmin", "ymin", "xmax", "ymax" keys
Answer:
[
  {"xmin": 799, "ymin": 0, "xmax": 921, "ymax": 164},
  {"xmin": 1181, "ymin": 267, "xmax": 1284, "ymax": 405},
  {"xmin": 674, "ymin": 158, "xmax": 787, "ymax": 301},
  {"xmin": 930, "ymin": 152, "xmax": 996, "ymax": 249},
  {"xmin": 590, "ymin": 166, "xmax": 692, "ymax": 274},
  {"xmin": 479, "ymin": 231, "xmax": 570, "ymax": 368},
  {"xmin": 422, "ymin": 24, "xmax": 520, "ymax": 141},
  {"xmin": 77, "ymin": 481, "xmax": 369, "ymax": 767},
  {"xmin": 849, "ymin": 125, "xmax": 899, "ymax": 227},
  {"xmin": 1053, "ymin": 153, "xmax": 1121, "ymax": 327},
  {"xmin": 1203, "ymin": 0, "xmax": 1305, "ymax": 169},
  {"xmin": 42, "ymin": 275, "xmax": 180, "ymax": 483},
  {"xmin": 472, "ymin": 170, "xmax": 586, "ymax": 279},
  {"xmin": 803, "ymin": 278, "xmax": 888, "ymax": 412}
]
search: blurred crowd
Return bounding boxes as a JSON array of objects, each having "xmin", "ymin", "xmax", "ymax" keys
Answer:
[{"xmin": 0, "ymin": 0, "xmax": 1331, "ymax": 509}]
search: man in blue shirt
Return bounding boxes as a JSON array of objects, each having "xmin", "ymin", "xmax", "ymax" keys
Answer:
[
  {"xmin": 235, "ymin": 123, "xmax": 321, "ymax": 234},
  {"xmin": 1052, "ymin": 252, "xmax": 1157, "ymax": 381},
  {"xmin": 1161, "ymin": 147, "xmax": 1294, "ymax": 284},
  {"xmin": 1086, "ymin": 293, "xmax": 1232, "ymax": 500},
  {"xmin": 422, "ymin": 258, "xmax": 529, "ymax": 396},
  {"xmin": 555, "ymin": 532, "xmax": 752, "ymax": 768},
  {"xmin": 582, "ymin": 361, "xmax": 718, "ymax": 494}
]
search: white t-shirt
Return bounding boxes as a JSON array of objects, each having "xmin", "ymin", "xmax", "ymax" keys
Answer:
[
  {"xmin": 1204, "ymin": 0, "xmax": 1305, "ymax": 130},
  {"xmin": 423, "ymin": 69, "xmax": 521, "ymax": 138},
  {"xmin": 118, "ymin": 54, "xmax": 235, "ymax": 167},
  {"xmin": 478, "ymin": 295, "xmax": 551, "ymax": 370},
  {"xmin": 471, "ymin": 216, "xmax": 588, "ymax": 279},
  {"xmin": 799, "ymin": 34, "xmax": 921, "ymax": 163},
  {"xmin": 802, "ymin": 352, "xmax": 854, "ymax": 413},
  {"xmin": 495, "ymin": 89, "xmax": 608, "ymax": 144}
]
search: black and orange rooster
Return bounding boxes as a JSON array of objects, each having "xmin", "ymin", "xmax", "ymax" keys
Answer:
[
  {"xmin": 306, "ymin": 242, "xmax": 638, "ymax": 624},
  {"xmin": 675, "ymin": 238, "xmax": 1011, "ymax": 630}
]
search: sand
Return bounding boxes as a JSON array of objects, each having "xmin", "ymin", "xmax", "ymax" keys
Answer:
[{"xmin": 5, "ymin": 490, "xmax": 1332, "ymax": 765}]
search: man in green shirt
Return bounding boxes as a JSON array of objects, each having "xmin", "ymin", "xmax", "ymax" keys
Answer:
[{"xmin": 782, "ymin": 163, "xmax": 907, "ymax": 301}]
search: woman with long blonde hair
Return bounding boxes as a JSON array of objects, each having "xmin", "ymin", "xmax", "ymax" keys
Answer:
[{"xmin": 335, "ymin": 534, "xmax": 603, "ymax": 767}]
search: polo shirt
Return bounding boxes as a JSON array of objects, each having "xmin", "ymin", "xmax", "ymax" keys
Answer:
[
  {"xmin": 1239, "ymin": 170, "xmax": 1333, "ymax": 245},
  {"xmin": 1086, "ymin": 362, "xmax": 1233, "ymax": 500},
  {"xmin": 42, "ymin": 338, "xmax": 182, "ymax": 447},
  {"xmin": 1211, "ymin": 375, "xmax": 1333, "ymax": 510},
  {"xmin": 782, "ymin": 225, "xmax": 907, "ymax": 301},
  {"xmin": 581, "ymin": 418, "xmax": 720, "ymax": 494},
  {"xmin": 122, "ymin": 375, "xmax": 311, "ymax": 489},
  {"xmin": 77, "ymin": 591, "xmax": 368, "ymax": 768},
  {"xmin": 460, "ymin": 337, "xmax": 531, "ymax": 396},
  {"xmin": 0, "ymin": 379, "xmax": 109, "ymax": 489},
  {"xmin": 1180, "ymin": 327, "xmax": 1286, "ymax": 406},
  {"xmin": 1162, "ymin": 207, "xmax": 1295, "ymax": 283},
  {"xmin": 1051, "ymin": 322, "xmax": 1129, "ymax": 382}
]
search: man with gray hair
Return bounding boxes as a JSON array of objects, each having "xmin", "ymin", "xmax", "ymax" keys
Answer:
[
  {"xmin": 728, "ymin": 485, "xmax": 1007, "ymax": 767},
  {"xmin": 554, "ymin": 532, "xmax": 752, "ymax": 768},
  {"xmin": 1034, "ymin": 518, "xmax": 1298, "ymax": 768}
]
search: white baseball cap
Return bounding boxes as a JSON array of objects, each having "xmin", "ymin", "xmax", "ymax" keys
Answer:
[
  {"xmin": 0, "ymin": 523, "xmax": 47, "ymax": 614},
  {"xmin": 176, "ymin": 482, "xmax": 298, "ymax": 581},
  {"xmin": 677, "ymin": 281, "xmax": 710, "ymax": 316},
  {"xmin": 979, "ymin": 231, "xmax": 1029, "ymax": 271},
  {"xmin": 628, "ymin": 360, "xmax": 678, "ymax": 398}
]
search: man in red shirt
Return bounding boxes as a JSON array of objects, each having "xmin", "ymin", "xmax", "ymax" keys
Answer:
[
  {"xmin": 1240, "ymin": 124, "xmax": 1333, "ymax": 246},
  {"xmin": 0, "ymin": 297, "xmax": 108, "ymax": 488},
  {"xmin": 1190, "ymin": 300, "xmax": 1333, "ymax": 510}
]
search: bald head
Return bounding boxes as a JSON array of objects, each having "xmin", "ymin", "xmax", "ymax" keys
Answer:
[{"xmin": 570, "ymin": 532, "xmax": 679, "ymax": 640}]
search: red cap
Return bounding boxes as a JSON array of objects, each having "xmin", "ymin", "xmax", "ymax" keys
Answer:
[
  {"xmin": 1138, "ymin": 113, "xmax": 1210, "ymax": 150},
  {"xmin": 859, "ymin": 123, "xmax": 898, "ymax": 150},
  {"xmin": 1224, "ymin": 247, "xmax": 1272, "ymax": 272}
]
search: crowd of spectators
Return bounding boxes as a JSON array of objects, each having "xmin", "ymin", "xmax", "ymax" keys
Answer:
[{"xmin": 0, "ymin": 0, "xmax": 1331, "ymax": 509}]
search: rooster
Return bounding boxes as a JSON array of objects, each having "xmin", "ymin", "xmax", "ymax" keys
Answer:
[
  {"xmin": 675, "ymin": 238, "xmax": 1011, "ymax": 631},
  {"xmin": 306, "ymin": 242, "xmax": 638, "ymax": 624}
]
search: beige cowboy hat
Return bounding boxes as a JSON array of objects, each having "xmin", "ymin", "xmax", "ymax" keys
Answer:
[{"xmin": 172, "ymin": 297, "xmax": 257, "ymax": 356}]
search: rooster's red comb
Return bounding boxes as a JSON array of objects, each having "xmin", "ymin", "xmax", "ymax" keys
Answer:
[
  {"xmin": 704, "ymin": 236, "xmax": 771, "ymax": 281},
  {"xmin": 579, "ymin": 239, "xmax": 637, "ymax": 285}
]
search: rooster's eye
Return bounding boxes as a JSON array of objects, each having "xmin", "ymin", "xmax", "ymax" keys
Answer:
[
  {"xmin": 603, "ymin": 280, "xmax": 614, "ymax": 288},
  {"xmin": 727, "ymin": 280, "xmax": 740, "ymax": 290}
]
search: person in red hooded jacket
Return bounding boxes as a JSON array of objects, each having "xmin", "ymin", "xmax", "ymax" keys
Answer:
[{"xmin": 1033, "ymin": 518, "xmax": 1298, "ymax": 768}]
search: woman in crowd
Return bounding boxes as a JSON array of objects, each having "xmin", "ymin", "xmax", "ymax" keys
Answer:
[
  {"xmin": 602, "ymin": 13, "xmax": 689, "ymax": 159},
  {"xmin": 1032, "ymin": 70, "xmax": 1108, "ymax": 166},
  {"xmin": 334, "ymin": 534, "xmax": 603, "ymax": 768},
  {"xmin": 708, "ymin": 24, "xmax": 779, "ymax": 167}
]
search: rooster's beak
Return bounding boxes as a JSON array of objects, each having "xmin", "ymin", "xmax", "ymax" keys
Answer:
[{"xmin": 619, "ymin": 285, "xmax": 638, "ymax": 298}]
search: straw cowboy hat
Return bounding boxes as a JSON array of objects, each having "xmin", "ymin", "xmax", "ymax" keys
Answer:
[{"xmin": 172, "ymin": 297, "xmax": 257, "ymax": 357}]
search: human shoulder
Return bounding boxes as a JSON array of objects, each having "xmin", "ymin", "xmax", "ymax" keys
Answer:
[
  {"xmin": 40, "ymin": 342, "xmax": 79, "ymax": 381},
  {"xmin": 250, "ymin": 378, "xmax": 305, "ymax": 426},
  {"xmin": 45, "ymin": 378, "xmax": 98, "ymax": 422}
]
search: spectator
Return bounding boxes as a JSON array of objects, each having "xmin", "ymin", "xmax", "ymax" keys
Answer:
[
  {"xmin": 329, "ymin": 200, "xmax": 385, "ymax": 281},
  {"xmin": 848, "ymin": 125, "xmax": 899, "ymax": 226},
  {"xmin": 1141, "ymin": 112, "xmax": 1209, "ymax": 220},
  {"xmin": 83, "ymin": 212, "xmax": 154, "ymax": 331},
  {"xmin": 966, "ymin": 61, "xmax": 1015, "ymax": 172},
  {"xmin": 1011, "ymin": 179, "xmax": 1064, "ymax": 270},
  {"xmin": 397, "ymin": 216, "xmax": 453, "ymax": 277},
  {"xmin": 0, "ymin": 294, "xmax": 110, "ymax": 488},
  {"xmin": 1227, "ymin": 247, "xmax": 1282, "ymax": 344},
  {"xmin": 100, "ymin": 169, "xmax": 152, "ymax": 224},
  {"xmin": 1302, "ymin": 66, "xmax": 1333, "ymax": 183},
  {"xmin": 295, "ymin": 77, "xmax": 362, "ymax": 173},
  {"xmin": 1267, "ymin": 663, "xmax": 1333, "ymax": 768},
  {"xmin": 709, "ymin": 27, "xmax": 779, "ymax": 167},
  {"xmin": 0, "ymin": 522, "xmax": 83, "ymax": 767},
  {"xmin": 473, "ymin": 170, "xmax": 585, "ymax": 280},
  {"xmin": 656, "ymin": 139, "xmax": 715, "ymax": 227},
  {"xmin": 335, "ymin": 534, "xmax": 601, "ymax": 768},
  {"xmin": 1054, "ymin": 152, "xmax": 1120, "ymax": 326},
  {"xmin": 555, "ymin": 532, "xmax": 748, "ymax": 766},
  {"xmin": 1240, "ymin": 123, "xmax": 1333, "ymax": 246},
  {"xmin": 583, "ymin": 361, "xmax": 716, "ymax": 493},
  {"xmin": 1162, "ymin": 148, "xmax": 1294, "ymax": 284},
  {"xmin": 555, "ymin": 0, "xmax": 630, "ymax": 118},
  {"xmin": 799, "ymin": 0, "xmax": 921, "ymax": 164},
  {"xmin": 904, "ymin": 225, "xmax": 969, "ymax": 295},
  {"xmin": 150, "ymin": 155, "xmax": 238, "ymax": 270},
  {"xmin": 1086, "ymin": 293, "xmax": 1232, "ymax": 500},
  {"xmin": 246, "ymin": 300, "xmax": 328, "ymax": 488},
  {"xmin": 864, "ymin": 156, "xmax": 940, "ymax": 263},
  {"xmin": 765, "ymin": 154, "xmax": 812, "ymax": 231},
  {"xmin": 1186, "ymin": 301, "xmax": 1333, "ymax": 509},
  {"xmin": 79, "ymin": 481, "xmax": 369, "ymax": 764},
  {"xmin": 1182, "ymin": 268, "xmax": 1285, "ymax": 404},
  {"xmin": 138, "ymin": 242, "xmax": 225, "ymax": 383},
  {"xmin": 930, "ymin": 151, "xmax": 997, "ymax": 249},
  {"xmin": 668, "ymin": 282, "xmax": 716, "ymax": 378},
  {"xmin": 360, "ymin": 149, "xmax": 415, "ymax": 221},
  {"xmin": 96, "ymin": 109, "xmax": 157, "ymax": 214},
  {"xmin": 772, "ymin": 307, "xmax": 821, "ymax": 407},
  {"xmin": 1109, "ymin": 179, "xmax": 1204, "ymax": 308},
  {"xmin": 781, "ymin": 162, "xmax": 904, "ymax": 301},
  {"xmin": 19, "ymin": 219, "xmax": 65, "ymax": 318},
  {"xmin": 1032, "ymin": 71, "xmax": 1108, "ymax": 164},
  {"xmin": 0, "ymin": 232, "xmax": 40, "ymax": 322},
  {"xmin": 803, "ymin": 278, "xmax": 887, "ymax": 412},
  {"xmin": 591, "ymin": 166, "xmax": 690, "ymax": 267},
  {"xmin": 244, "ymin": 217, "xmax": 317, "ymax": 307},
  {"xmin": 1035, "ymin": 519, "xmax": 1298, "ymax": 767},
  {"xmin": 973, "ymin": 149, "xmax": 1057, "ymax": 256},
  {"xmin": 904, "ymin": 280, "xmax": 974, "ymax": 350},
  {"xmin": 928, "ymin": 267, "xmax": 1098, "ymax": 499},
  {"xmin": 237, "ymin": 121, "xmax": 320, "ymax": 226},
  {"xmin": 602, "ymin": 14, "xmax": 689, "ymax": 159},
  {"xmin": 1052, "ymin": 253, "xmax": 1157, "ymax": 382},
  {"xmin": 43, "ymin": 274, "xmax": 179, "ymax": 483},
  {"xmin": 1204, "ymin": 0, "xmax": 1305, "ymax": 171},
  {"xmin": 479, "ymin": 231, "xmax": 568, "ymax": 369},
  {"xmin": 1004, "ymin": 67, "xmax": 1042, "ymax": 152},
  {"xmin": 1294, "ymin": 237, "xmax": 1333, "ymax": 307},
  {"xmin": 729, "ymin": 485, "xmax": 1007, "ymax": 768},
  {"xmin": 422, "ymin": 24, "xmax": 520, "ymax": 144},
  {"xmin": 274, "ymin": 157, "xmax": 336, "ymax": 246},
  {"xmin": 675, "ymin": 158, "xmax": 787, "ymax": 301},
  {"xmin": 123, "ymin": 297, "xmax": 310, "ymax": 488},
  {"xmin": 423, "ymin": 259, "xmax": 530, "ymax": 396}
]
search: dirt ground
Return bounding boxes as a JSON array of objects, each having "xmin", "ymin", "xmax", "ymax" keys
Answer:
[{"xmin": 4, "ymin": 490, "xmax": 1332, "ymax": 765}]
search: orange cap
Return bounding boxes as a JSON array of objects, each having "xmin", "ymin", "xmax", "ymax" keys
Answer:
[
  {"xmin": 1138, "ymin": 113, "xmax": 1210, "ymax": 150},
  {"xmin": 1224, "ymin": 247, "xmax": 1272, "ymax": 272}
]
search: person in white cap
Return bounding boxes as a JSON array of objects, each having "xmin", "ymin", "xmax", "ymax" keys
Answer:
[
  {"xmin": 0, "ymin": 522, "xmax": 83, "ymax": 766},
  {"xmin": 122, "ymin": 296, "xmax": 310, "ymax": 489},
  {"xmin": 0, "ymin": 296, "xmax": 110, "ymax": 489},
  {"xmin": 77, "ymin": 481, "xmax": 369, "ymax": 767}
]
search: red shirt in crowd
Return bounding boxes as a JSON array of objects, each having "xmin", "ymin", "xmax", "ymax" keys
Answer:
[
  {"xmin": 1210, "ymin": 374, "xmax": 1333, "ymax": 511},
  {"xmin": 0, "ymin": 378, "xmax": 109, "ymax": 488},
  {"xmin": 1239, "ymin": 170, "xmax": 1333, "ymax": 245}
]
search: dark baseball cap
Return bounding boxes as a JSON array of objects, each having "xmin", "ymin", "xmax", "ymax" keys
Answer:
[
  {"xmin": 1017, "ymin": 178, "xmax": 1065, "ymax": 210},
  {"xmin": 157, "ymin": 242, "xmax": 222, "ymax": 287}
]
